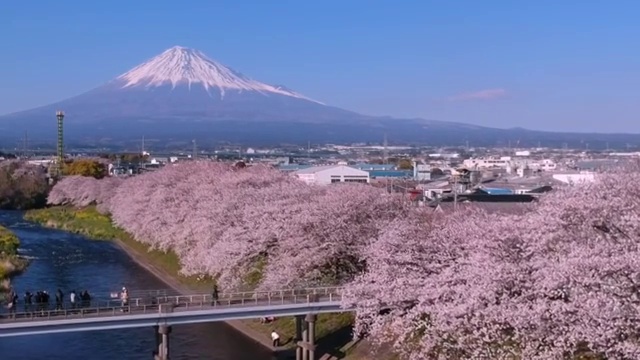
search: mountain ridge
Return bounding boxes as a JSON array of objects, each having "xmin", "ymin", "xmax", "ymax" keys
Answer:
[
  {"xmin": 113, "ymin": 46, "xmax": 320, "ymax": 103},
  {"xmin": 1, "ymin": 46, "xmax": 640, "ymax": 148}
]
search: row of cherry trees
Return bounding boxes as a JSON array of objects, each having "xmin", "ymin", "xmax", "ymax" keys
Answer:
[
  {"xmin": 47, "ymin": 162, "xmax": 640, "ymax": 358},
  {"xmin": 48, "ymin": 162, "xmax": 405, "ymax": 290},
  {"xmin": 344, "ymin": 166, "xmax": 640, "ymax": 359}
]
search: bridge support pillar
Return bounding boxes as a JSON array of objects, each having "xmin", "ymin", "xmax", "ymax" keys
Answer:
[
  {"xmin": 153, "ymin": 325, "xmax": 171, "ymax": 360},
  {"xmin": 152, "ymin": 325, "xmax": 160, "ymax": 357},
  {"xmin": 295, "ymin": 315, "xmax": 304, "ymax": 360},
  {"xmin": 306, "ymin": 313, "xmax": 317, "ymax": 360},
  {"xmin": 297, "ymin": 313, "xmax": 317, "ymax": 360}
]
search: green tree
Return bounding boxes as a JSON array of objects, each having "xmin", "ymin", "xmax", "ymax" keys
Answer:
[
  {"xmin": 63, "ymin": 159, "xmax": 107, "ymax": 179},
  {"xmin": 397, "ymin": 158, "xmax": 413, "ymax": 170},
  {"xmin": 0, "ymin": 161, "xmax": 49, "ymax": 209}
]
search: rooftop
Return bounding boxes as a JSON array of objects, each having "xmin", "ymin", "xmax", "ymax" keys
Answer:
[
  {"xmin": 431, "ymin": 201, "xmax": 535, "ymax": 215},
  {"xmin": 293, "ymin": 164, "xmax": 363, "ymax": 175}
]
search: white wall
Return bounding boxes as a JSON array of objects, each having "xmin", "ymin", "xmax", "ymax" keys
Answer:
[
  {"xmin": 552, "ymin": 173, "xmax": 596, "ymax": 184},
  {"xmin": 296, "ymin": 165, "xmax": 369, "ymax": 185}
]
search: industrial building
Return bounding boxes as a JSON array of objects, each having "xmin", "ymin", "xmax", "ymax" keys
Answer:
[{"xmin": 293, "ymin": 165, "xmax": 370, "ymax": 185}]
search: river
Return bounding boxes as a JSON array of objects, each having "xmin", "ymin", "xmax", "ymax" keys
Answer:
[{"xmin": 0, "ymin": 211, "xmax": 274, "ymax": 360}]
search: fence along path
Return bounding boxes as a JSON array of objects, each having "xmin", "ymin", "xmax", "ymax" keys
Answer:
[{"xmin": 0, "ymin": 286, "xmax": 345, "ymax": 324}]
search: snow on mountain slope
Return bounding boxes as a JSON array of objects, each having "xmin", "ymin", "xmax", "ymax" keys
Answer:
[{"xmin": 116, "ymin": 46, "xmax": 321, "ymax": 103}]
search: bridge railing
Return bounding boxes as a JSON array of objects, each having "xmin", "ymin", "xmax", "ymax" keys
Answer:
[
  {"xmin": 0, "ymin": 287, "xmax": 345, "ymax": 323},
  {"xmin": 154, "ymin": 286, "xmax": 344, "ymax": 307},
  {"xmin": 5, "ymin": 291, "xmax": 171, "ymax": 312}
]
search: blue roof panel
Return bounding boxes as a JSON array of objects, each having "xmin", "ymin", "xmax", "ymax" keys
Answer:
[
  {"xmin": 482, "ymin": 188, "xmax": 514, "ymax": 195},
  {"xmin": 368, "ymin": 170, "xmax": 412, "ymax": 178}
]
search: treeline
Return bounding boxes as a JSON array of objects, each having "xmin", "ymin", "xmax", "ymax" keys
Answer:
[
  {"xmin": 44, "ymin": 161, "xmax": 640, "ymax": 359},
  {"xmin": 62, "ymin": 159, "xmax": 108, "ymax": 179},
  {"xmin": 0, "ymin": 161, "xmax": 49, "ymax": 210},
  {"xmin": 48, "ymin": 163, "xmax": 406, "ymax": 289},
  {"xmin": 0, "ymin": 158, "xmax": 110, "ymax": 210}
]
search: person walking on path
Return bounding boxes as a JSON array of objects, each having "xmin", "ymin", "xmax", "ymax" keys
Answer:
[
  {"xmin": 211, "ymin": 284, "xmax": 219, "ymax": 306},
  {"xmin": 271, "ymin": 330, "xmax": 280, "ymax": 347}
]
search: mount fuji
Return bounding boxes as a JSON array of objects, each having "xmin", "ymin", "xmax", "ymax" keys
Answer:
[{"xmin": 1, "ymin": 46, "xmax": 638, "ymax": 147}]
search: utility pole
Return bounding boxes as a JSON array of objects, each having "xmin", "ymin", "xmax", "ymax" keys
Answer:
[
  {"xmin": 141, "ymin": 135, "xmax": 146, "ymax": 169},
  {"xmin": 453, "ymin": 174, "xmax": 459, "ymax": 212},
  {"xmin": 192, "ymin": 139, "xmax": 197, "ymax": 161},
  {"xmin": 23, "ymin": 130, "xmax": 28, "ymax": 159},
  {"xmin": 383, "ymin": 133, "xmax": 388, "ymax": 164}
]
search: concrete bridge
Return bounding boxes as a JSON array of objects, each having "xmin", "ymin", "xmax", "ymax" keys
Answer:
[{"xmin": 0, "ymin": 286, "xmax": 349, "ymax": 360}]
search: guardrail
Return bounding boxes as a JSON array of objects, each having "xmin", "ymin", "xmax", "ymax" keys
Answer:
[
  {"xmin": 2, "ymin": 289, "xmax": 171, "ymax": 313},
  {"xmin": 0, "ymin": 287, "xmax": 344, "ymax": 323}
]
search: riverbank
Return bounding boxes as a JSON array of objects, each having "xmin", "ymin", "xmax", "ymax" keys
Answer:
[
  {"xmin": 24, "ymin": 206, "xmax": 365, "ymax": 359},
  {"xmin": 0, "ymin": 225, "xmax": 29, "ymax": 296}
]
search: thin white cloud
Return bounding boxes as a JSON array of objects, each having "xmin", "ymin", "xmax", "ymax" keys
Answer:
[{"xmin": 448, "ymin": 88, "xmax": 507, "ymax": 102}]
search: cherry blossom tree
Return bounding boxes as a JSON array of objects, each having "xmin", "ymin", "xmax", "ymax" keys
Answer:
[
  {"xmin": 104, "ymin": 162, "xmax": 404, "ymax": 290},
  {"xmin": 47, "ymin": 175, "xmax": 123, "ymax": 210},
  {"xmin": 258, "ymin": 184, "xmax": 406, "ymax": 290},
  {"xmin": 344, "ymin": 164, "xmax": 640, "ymax": 359}
]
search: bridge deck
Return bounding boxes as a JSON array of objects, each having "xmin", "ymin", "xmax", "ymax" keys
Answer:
[{"xmin": 0, "ymin": 287, "xmax": 347, "ymax": 337}]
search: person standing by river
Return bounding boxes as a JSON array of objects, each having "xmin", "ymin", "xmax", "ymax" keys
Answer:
[
  {"xmin": 6, "ymin": 289, "xmax": 18, "ymax": 317},
  {"xmin": 23, "ymin": 290, "xmax": 32, "ymax": 312},
  {"xmin": 120, "ymin": 287, "xmax": 129, "ymax": 312},
  {"xmin": 55, "ymin": 289, "xmax": 64, "ymax": 310},
  {"xmin": 70, "ymin": 290, "xmax": 77, "ymax": 309},
  {"xmin": 211, "ymin": 284, "xmax": 219, "ymax": 306}
]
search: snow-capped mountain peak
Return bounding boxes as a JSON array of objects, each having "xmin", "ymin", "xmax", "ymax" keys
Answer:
[{"xmin": 116, "ymin": 46, "xmax": 320, "ymax": 103}]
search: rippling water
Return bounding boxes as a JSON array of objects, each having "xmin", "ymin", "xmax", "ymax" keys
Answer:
[{"xmin": 0, "ymin": 211, "xmax": 274, "ymax": 360}]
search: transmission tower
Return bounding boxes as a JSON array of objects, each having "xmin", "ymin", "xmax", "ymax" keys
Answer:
[{"xmin": 55, "ymin": 111, "xmax": 64, "ymax": 178}]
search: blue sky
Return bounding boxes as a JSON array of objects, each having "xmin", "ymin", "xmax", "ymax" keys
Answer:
[{"xmin": 1, "ymin": 0, "xmax": 639, "ymax": 132}]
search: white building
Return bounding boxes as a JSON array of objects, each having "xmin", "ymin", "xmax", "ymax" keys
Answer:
[
  {"xmin": 293, "ymin": 165, "xmax": 370, "ymax": 185},
  {"xmin": 464, "ymin": 157, "xmax": 557, "ymax": 172},
  {"xmin": 463, "ymin": 157, "xmax": 511, "ymax": 169},
  {"xmin": 413, "ymin": 162, "xmax": 431, "ymax": 181},
  {"xmin": 28, "ymin": 159, "xmax": 54, "ymax": 166},
  {"xmin": 552, "ymin": 172, "xmax": 596, "ymax": 184}
]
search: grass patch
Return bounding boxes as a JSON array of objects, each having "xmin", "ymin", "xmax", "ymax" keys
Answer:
[
  {"xmin": 0, "ymin": 225, "xmax": 20, "ymax": 255},
  {"xmin": 0, "ymin": 224, "xmax": 29, "ymax": 297},
  {"xmin": 243, "ymin": 312, "xmax": 355, "ymax": 347},
  {"xmin": 25, "ymin": 206, "xmax": 123, "ymax": 240},
  {"xmin": 24, "ymin": 206, "xmax": 214, "ymax": 290}
]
